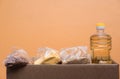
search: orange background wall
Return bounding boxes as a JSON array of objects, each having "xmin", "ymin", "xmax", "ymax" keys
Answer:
[{"xmin": 0, "ymin": 0, "xmax": 120, "ymax": 79}]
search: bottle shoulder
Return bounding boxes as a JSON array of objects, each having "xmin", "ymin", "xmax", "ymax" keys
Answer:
[{"xmin": 90, "ymin": 33, "xmax": 111, "ymax": 39}]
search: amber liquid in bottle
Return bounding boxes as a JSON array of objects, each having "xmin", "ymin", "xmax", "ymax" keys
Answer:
[{"xmin": 90, "ymin": 24, "xmax": 112, "ymax": 64}]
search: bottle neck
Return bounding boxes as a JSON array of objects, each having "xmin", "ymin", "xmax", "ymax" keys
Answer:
[{"xmin": 97, "ymin": 29, "xmax": 104, "ymax": 34}]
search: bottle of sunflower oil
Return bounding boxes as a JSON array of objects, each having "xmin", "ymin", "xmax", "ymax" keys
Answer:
[{"xmin": 90, "ymin": 23, "xmax": 112, "ymax": 64}]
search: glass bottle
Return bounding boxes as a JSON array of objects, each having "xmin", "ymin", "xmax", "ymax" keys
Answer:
[{"xmin": 90, "ymin": 23, "xmax": 112, "ymax": 64}]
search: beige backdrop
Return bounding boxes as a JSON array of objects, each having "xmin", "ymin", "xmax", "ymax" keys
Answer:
[{"xmin": 0, "ymin": 0, "xmax": 120, "ymax": 79}]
